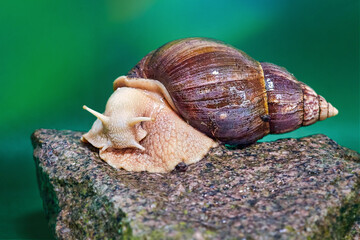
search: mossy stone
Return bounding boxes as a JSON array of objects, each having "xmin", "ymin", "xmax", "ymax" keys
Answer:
[{"xmin": 32, "ymin": 129, "xmax": 360, "ymax": 239}]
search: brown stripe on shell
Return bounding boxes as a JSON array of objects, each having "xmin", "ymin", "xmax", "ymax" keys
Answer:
[
  {"xmin": 301, "ymin": 84, "xmax": 320, "ymax": 126},
  {"xmin": 128, "ymin": 38, "xmax": 270, "ymax": 144},
  {"xmin": 261, "ymin": 62, "xmax": 304, "ymax": 134},
  {"xmin": 317, "ymin": 95, "xmax": 339, "ymax": 120},
  {"xmin": 318, "ymin": 95, "xmax": 328, "ymax": 121}
]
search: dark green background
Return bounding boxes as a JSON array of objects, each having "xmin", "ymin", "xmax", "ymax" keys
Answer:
[{"xmin": 0, "ymin": 0, "xmax": 358, "ymax": 239}]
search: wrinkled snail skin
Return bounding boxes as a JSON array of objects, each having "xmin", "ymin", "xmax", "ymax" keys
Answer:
[
  {"xmin": 83, "ymin": 37, "xmax": 338, "ymax": 173},
  {"xmin": 82, "ymin": 87, "xmax": 218, "ymax": 173},
  {"xmin": 124, "ymin": 37, "xmax": 338, "ymax": 145}
]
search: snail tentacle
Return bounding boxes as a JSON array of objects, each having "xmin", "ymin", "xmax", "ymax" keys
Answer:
[
  {"xmin": 128, "ymin": 117, "xmax": 153, "ymax": 127},
  {"xmin": 83, "ymin": 105, "xmax": 109, "ymax": 124}
]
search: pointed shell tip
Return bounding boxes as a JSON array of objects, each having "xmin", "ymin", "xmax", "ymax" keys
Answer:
[{"xmin": 328, "ymin": 103, "xmax": 338, "ymax": 117}]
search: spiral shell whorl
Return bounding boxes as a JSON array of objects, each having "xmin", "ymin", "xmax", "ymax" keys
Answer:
[{"xmin": 261, "ymin": 62, "xmax": 338, "ymax": 133}]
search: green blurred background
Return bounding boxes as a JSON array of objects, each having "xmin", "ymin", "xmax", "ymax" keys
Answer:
[{"xmin": 0, "ymin": 0, "xmax": 358, "ymax": 239}]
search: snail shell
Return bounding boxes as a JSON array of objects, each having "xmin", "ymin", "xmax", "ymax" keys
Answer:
[{"xmin": 117, "ymin": 38, "xmax": 338, "ymax": 145}]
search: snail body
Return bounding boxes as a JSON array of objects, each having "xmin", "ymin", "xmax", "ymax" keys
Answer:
[
  {"xmin": 82, "ymin": 38, "xmax": 338, "ymax": 172},
  {"xmin": 82, "ymin": 87, "xmax": 217, "ymax": 172}
]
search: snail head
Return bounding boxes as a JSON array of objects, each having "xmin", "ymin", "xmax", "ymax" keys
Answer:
[{"xmin": 81, "ymin": 88, "xmax": 154, "ymax": 152}]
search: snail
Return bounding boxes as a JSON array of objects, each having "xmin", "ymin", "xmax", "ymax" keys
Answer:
[{"xmin": 81, "ymin": 38, "xmax": 338, "ymax": 173}]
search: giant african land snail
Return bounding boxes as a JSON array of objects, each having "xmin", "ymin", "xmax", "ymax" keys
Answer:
[{"xmin": 81, "ymin": 38, "xmax": 338, "ymax": 173}]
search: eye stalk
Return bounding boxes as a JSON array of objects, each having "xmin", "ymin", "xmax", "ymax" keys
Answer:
[{"xmin": 83, "ymin": 105, "xmax": 109, "ymax": 124}]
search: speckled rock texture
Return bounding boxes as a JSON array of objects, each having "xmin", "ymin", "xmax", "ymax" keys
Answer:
[
  {"xmin": 345, "ymin": 220, "xmax": 360, "ymax": 239},
  {"xmin": 31, "ymin": 129, "xmax": 360, "ymax": 240}
]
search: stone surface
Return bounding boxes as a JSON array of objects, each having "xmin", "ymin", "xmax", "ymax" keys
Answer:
[
  {"xmin": 345, "ymin": 220, "xmax": 359, "ymax": 239},
  {"xmin": 31, "ymin": 129, "xmax": 360, "ymax": 240}
]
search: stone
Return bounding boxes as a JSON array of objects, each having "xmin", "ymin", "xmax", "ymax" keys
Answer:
[{"xmin": 31, "ymin": 129, "xmax": 360, "ymax": 239}]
